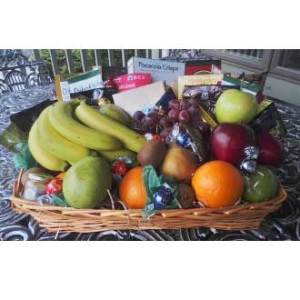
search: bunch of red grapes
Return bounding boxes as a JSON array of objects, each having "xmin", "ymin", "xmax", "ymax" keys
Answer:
[{"xmin": 133, "ymin": 99, "xmax": 210, "ymax": 139}]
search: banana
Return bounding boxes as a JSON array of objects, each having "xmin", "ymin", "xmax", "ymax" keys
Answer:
[
  {"xmin": 28, "ymin": 122, "xmax": 68, "ymax": 171},
  {"xmin": 99, "ymin": 149, "xmax": 137, "ymax": 163},
  {"xmin": 99, "ymin": 103, "xmax": 132, "ymax": 127},
  {"xmin": 75, "ymin": 101, "xmax": 146, "ymax": 152},
  {"xmin": 37, "ymin": 107, "xmax": 90, "ymax": 164},
  {"xmin": 48, "ymin": 102, "xmax": 122, "ymax": 151}
]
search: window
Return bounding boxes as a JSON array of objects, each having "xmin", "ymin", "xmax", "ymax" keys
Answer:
[
  {"xmin": 201, "ymin": 49, "xmax": 300, "ymax": 83},
  {"xmin": 269, "ymin": 50, "xmax": 300, "ymax": 82},
  {"xmin": 278, "ymin": 50, "xmax": 300, "ymax": 70},
  {"xmin": 201, "ymin": 49, "xmax": 272, "ymax": 72}
]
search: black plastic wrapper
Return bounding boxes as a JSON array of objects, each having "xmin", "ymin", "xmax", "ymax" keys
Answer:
[
  {"xmin": 0, "ymin": 122, "xmax": 27, "ymax": 153},
  {"xmin": 10, "ymin": 100, "xmax": 55, "ymax": 134},
  {"xmin": 249, "ymin": 101, "xmax": 287, "ymax": 137},
  {"xmin": 72, "ymin": 87, "xmax": 118, "ymax": 106},
  {"xmin": 0, "ymin": 100, "xmax": 54, "ymax": 152},
  {"xmin": 155, "ymin": 87, "xmax": 177, "ymax": 110},
  {"xmin": 0, "ymin": 100, "xmax": 54, "ymax": 169}
]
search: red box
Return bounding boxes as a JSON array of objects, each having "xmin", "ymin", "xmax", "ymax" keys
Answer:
[
  {"xmin": 161, "ymin": 56, "xmax": 221, "ymax": 75},
  {"xmin": 184, "ymin": 60, "xmax": 221, "ymax": 75},
  {"xmin": 113, "ymin": 73, "xmax": 152, "ymax": 92}
]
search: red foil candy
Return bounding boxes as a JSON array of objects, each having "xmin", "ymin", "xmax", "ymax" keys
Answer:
[
  {"xmin": 152, "ymin": 134, "xmax": 162, "ymax": 141},
  {"xmin": 111, "ymin": 160, "xmax": 128, "ymax": 177},
  {"xmin": 45, "ymin": 179, "xmax": 63, "ymax": 195}
]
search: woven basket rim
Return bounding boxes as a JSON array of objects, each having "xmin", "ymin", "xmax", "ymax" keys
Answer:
[
  {"xmin": 11, "ymin": 185, "xmax": 287, "ymax": 215},
  {"xmin": 10, "ymin": 169, "xmax": 288, "ymax": 232}
]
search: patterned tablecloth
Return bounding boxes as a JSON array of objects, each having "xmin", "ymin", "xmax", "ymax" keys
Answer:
[{"xmin": 0, "ymin": 86, "xmax": 300, "ymax": 241}]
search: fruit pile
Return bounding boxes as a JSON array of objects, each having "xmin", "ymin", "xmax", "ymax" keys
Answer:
[{"xmin": 22, "ymin": 88, "xmax": 284, "ymax": 214}]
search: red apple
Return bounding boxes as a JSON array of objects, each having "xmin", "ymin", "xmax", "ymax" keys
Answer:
[
  {"xmin": 210, "ymin": 123, "xmax": 256, "ymax": 165},
  {"xmin": 257, "ymin": 131, "xmax": 283, "ymax": 166}
]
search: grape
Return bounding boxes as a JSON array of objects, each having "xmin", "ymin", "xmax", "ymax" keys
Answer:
[
  {"xmin": 133, "ymin": 111, "xmax": 145, "ymax": 122},
  {"xmin": 168, "ymin": 99, "xmax": 180, "ymax": 110},
  {"xmin": 180, "ymin": 100, "xmax": 191, "ymax": 110},
  {"xmin": 198, "ymin": 122, "xmax": 210, "ymax": 135},
  {"xmin": 191, "ymin": 113, "xmax": 202, "ymax": 127},
  {"xmin": 149, "ymin": 125, "xmax": 158, "ymax": 134},
  {"xmin": 190, "ymin": 98, "xmax": 199, "ymax": 108},
  {"xmin": 143, "ymin": 116, "xmax": 155, "ymax": 126},
  {"xmin": 133, "ymin": 119, "xmax": 141, "ymax": 129},
  {"xmin": 166, "ymin": 117, "xmax": 175, "ymax": 125},
  {"xmin": 178, "ymin": 110, "xmax": 191, "ymax": 123},
  {"xmin": 187, "ymin": 105, "xmax": 199, "ymax": 117},
  {"xmin": 160, "ymin": 127, "xmax": 172, "ymax": 139},
  {"xmin": 177, "ymin": 124, "xmax": 187, "ymax": 134},
  {"xmin": 141, "ymin": 116, "xmax": 155, "ymax": 132},
  {"xmin": 157, "ymin": 107, "xmax": 166, "ymax": 117},
  {"xmin": 168, "ymin": 109, "xmax": 179, "ymax": 122},
  {"xmin": 148, "ymin": 111, "xmax": 160, "ymax": 122},
  {"xmin": 159, "ymin": 117, "xmax": 172, "ymax": 129}
]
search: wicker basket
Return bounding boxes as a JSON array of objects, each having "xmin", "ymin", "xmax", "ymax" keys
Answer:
[{"xmin": 10, "ymin": 169, "xmax": 287, "ymax": 233}]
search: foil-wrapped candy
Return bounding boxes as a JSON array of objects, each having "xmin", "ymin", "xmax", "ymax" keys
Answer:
[
  {"xmin": 142, "ymin": 107, "xmax": 153, "ymax": 115},
  {"xmin": 144, "ymin": 133, "xmax": 161, "ymax": 142},
  {"xmin": 36, "ymin": 194, "xmax": 54, "ymax": 205},
  {"xmin": 244, "ymin": 146, "xmax": 259, "ymax": 160},
  {"xmin": 153, "ymin": 183, "xmax": 173, "ymax": 210},
  {"xmin": 111, "ymin": 159, "xmax": 128, "ymax": 177},
  {"xmin": 116, "ymin": 156, "xmax": 134, "ymax": 168},
  {"xmin": 240, "ymin": 159, "xmax": 257, "ymax": 174},
  {"xmin": 240, "ymin": 146, "xmax": 259, "ymax": 173},
  {"xmin": 176, "ymin": 133, "xmax": 191, "ymax": 148},
  {"xmin": 169, "ymin": 123, "xmax": 191, "ymax": 148}
]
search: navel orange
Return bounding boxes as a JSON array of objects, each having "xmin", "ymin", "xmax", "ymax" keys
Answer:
[
  {"xmin": 56, "ymin": 172, "xmax": 65, "ymax": 180},
  {"xmin": 191, "ymin": 160, "xmax": 244, "ymax": 208},
  {"xmin": 119, "ymin": 166, "xmax": 147, "ymax": 209}
]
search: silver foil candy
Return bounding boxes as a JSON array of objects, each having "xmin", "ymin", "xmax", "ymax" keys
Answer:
[
  {"xmin": 244, "ymin": 145, "xmax": 259, "ymax": 160},
  {"xmin": 240, "ymin": 159, "xmax": 257, "ymax": 174}
]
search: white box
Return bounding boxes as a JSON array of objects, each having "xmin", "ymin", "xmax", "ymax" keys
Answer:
[
  {"xmin": 113, "ymin": 81, "xmax": 166, "ymax": 115},
  {"xmin": 127, "ymin": 57, "xmax": 185, "ymax": 84}
]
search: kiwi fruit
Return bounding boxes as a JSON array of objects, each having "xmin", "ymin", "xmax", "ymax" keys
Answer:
[
  {"xmin": 137, "ymin": 140, "xmax": 167, "ymax": 168},
  {"xmin": 177, "ymin": 183, "xmax": 196, "ymax": 208}
]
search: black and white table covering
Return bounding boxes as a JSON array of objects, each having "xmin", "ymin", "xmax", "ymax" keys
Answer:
[{"xmin": 0, "ymin": 87, "xmax": 299, "ymax": 240}]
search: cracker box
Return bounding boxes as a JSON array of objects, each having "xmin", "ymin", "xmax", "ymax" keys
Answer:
[{"xmin": 127, "ymin": 57, "xmax": 185, "ymax": 84}]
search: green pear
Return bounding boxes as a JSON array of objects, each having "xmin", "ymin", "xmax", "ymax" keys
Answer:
[{"xmin": 63, "ymin": 156, "xmax": 112, "ymax": 208}]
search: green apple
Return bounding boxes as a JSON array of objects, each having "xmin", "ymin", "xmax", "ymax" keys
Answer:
[
  {"xmin": 215, "ymin": 89, "xmax": 258, "ymax": 124},
  {"xmin": 243, "ymin": 165, "xmax": 279, "ymax": 203}
]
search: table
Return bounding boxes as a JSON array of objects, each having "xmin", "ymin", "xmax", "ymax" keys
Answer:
[{"xmin": 1, "ymin": 88, "xmax": 300, "ymax": 240}]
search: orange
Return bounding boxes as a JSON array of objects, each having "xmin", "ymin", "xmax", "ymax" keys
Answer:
[
  {"xmin": 119, "ymin": 166, "xmax": 147, "ymax": 209},
  {"xmin": 56, "ymin": 172, "xmax": 65, "ymax": 180},
  {"xmin": 191, "ymin": 160, "xmax": 244, "ymax": 208}
]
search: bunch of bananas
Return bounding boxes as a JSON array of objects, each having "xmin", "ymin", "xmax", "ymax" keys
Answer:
[{"xmin": 28, "ymin": 100, "xmax": 146, "ymax": 171}]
